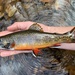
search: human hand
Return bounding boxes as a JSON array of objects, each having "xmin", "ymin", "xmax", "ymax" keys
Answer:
[
  {"xmin": 0, "ymin": 21, "xmax": 75, "ymax": 57},
  {"xmin": 0, "ymin": 21, "xmax": 48, "ymax": 57}
]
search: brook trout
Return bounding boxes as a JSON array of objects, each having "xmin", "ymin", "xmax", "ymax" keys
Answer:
[{"xmin": 0, "ymin": 23, "xmax": 75, "ymax": 55}]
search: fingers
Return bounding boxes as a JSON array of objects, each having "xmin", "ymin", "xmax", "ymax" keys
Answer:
[
  {"xmin": 0, "ymin": 51, "xmax": 23, "ymax": 57},
  {"xmin": 7, "ymin": 21, "xmax": 34, "ymax": 31},
  {"xmin": 0, "ymin": 50, "xmax": 32, "ymax": 57},
  {"xmin": 0, "ymin": 30, "xmax": 13, "ymax": 36},
  {"xmin": 52, "ymin": 43, "xmax": 75, "ymax": 50}
]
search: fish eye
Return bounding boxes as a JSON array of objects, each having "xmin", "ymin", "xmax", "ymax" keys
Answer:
[{"xmin": 0, "ymin": 39, "xmax": 2, "ymax": 42}]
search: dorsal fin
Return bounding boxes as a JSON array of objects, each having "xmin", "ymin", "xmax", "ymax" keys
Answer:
[{"xmin": 29, "ymin": 23, "xmax": 43, "ymax": 32}]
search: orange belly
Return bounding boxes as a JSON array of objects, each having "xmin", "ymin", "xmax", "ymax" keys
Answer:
[{"xmin": 14, "ymin": 43, "xmax": 53, "ymax": 50}]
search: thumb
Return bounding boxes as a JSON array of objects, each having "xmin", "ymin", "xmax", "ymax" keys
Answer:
[
  {"xmin": 7, "ymin": 22, "xmax": 23, "ymax": 31},
  {"xmin": 0, "ymin": 50, "xmax": 32, "ymax": 57},
  {"xmin": 7, "ymin": 21, "xmax": 34, "ymax": 31}
]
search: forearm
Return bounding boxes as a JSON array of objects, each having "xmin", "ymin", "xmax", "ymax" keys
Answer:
[
  {"xmin": 39, "ymin": 23, "xmax": 75, "ymax": 34},
  {"xmin": 47, "ymin": 26, "xmax": 75, "ymax": 34}
]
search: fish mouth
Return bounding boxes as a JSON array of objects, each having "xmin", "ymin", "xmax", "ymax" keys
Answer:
[{"xmin": 0, "ymin": 46, "xmax": 14, "ymax": 50}]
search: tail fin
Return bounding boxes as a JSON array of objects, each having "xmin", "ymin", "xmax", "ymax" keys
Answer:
[
  {"xmin": 68, "ymin": 27, "xmax": 75, "ymax": 42},
  {"xmin": 62, "ymin": 27, "xmax": 75, "ymax": 43},
  {"xmin": 70, "ymin": 27, "xmax": 75, "ymax": 34}
]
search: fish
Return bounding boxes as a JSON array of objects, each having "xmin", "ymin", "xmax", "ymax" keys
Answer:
[{"xmin": 0, "ymin": 23, "xmax": 75, "ymax": 56}]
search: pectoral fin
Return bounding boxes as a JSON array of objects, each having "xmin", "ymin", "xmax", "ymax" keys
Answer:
[
  {"xmin": 29, "ymin": 23, "xmax": 43, "ymax": 32},
  {"xmin": 10, "ymin": 41, "xmax": 15, "ymax": 48}
]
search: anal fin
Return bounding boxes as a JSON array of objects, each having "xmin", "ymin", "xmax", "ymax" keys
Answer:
[
  {"xmin": 51, "ymin": 43, "xmax": 61, "ymax": 49},
  {"xmin": 32, "ymin": 49, "xmax": 41, "ymax": 57},
  {"xmin": 53, "ymin": 43, "xmax": 61, "ymax": 46}
]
